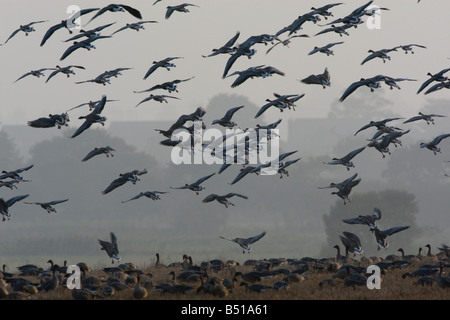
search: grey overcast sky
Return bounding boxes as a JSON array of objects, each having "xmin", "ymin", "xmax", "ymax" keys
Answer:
[{"xmin": 1, "ymin": 0, "xmax": 449, "ymax": 129}]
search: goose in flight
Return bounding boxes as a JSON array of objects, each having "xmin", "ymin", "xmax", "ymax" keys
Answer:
[
  {"xmin": 339, "ymin": 75, "xmax": 391, "ymax": 102},
  {"xmin": 324, "ymin": 0, "xmax": 374, "ymax": 26},
  {"xmin": 403, "ymin": 112, "xmax": 446, "ymax": 125},
  {"xmin": 361, "ymin": 46, "xmax": 400, "ymax": 65},
  {"xmin": 165, "ymin": 3, "xmax": 199, "ymax": 19},
  {"xmin": 275, "ymin": 12, "xmax": 318, "ymax": 37},
  {"xmin": 0, "ymin": 165, "xmax": 34, "ymax": 181},
  {"xmin": 416, "ymin": 68, "xmax": 450, "ymax": 94},
  {"xmin": 314, "ymin": 23, "xmax": 354, "ymax": 37},
  {"xmin": 155, "ymin": 107, "xmax": 205, "ymax": 138},
  {"xmin": 98, "ymin": 232, "xmax": 121, "ymax": 264},
  {"xmin": 136, "ymin": 94, "xmax": 180, "ymax": 107},
  {"xmin": 318, "ymin": 173, "xmax": 361, "ymax": 205},
  {"xmin": 370, "ymin": 226, "xmax": 410, "ymax": 250},
  {"xmin": 299, "ymin": 67, "xmax": 330, "ymax": 88},
  {"xmin": 323, "ymin": 146, "xmax": 366, "ymax": 170},
  {"xmin": 202, "ymin": 193, "xmax": 248, "ymax": 208},
  {"xmin": 310, "ymin": 3, "xmax": 343, "ymax": 20},
  {"xmin": 226, "ymin": 65, "xmax": 284, "ymax": 88},
  {"xmin": 202, "ymin": 31, "xmax": 240, "ymax": 58},
  {"xmin": 265, "ymin": 34, "xmax": 309, "ymax": 55},
  {"xmin": 68, "ymin": 98, "xmax": 118, "ymax": 112},
  {"xmin": 0, "ymin": 195, "xmax": 29, "ymax": 221},
  {"xmin": 254, "ymin": 93, "xmax": 305, "ymax": 118},
  {"xmin": 3, "ymin": 20, "xmax": 47, "ymax": 44},
  {"xmin": 382, "ymin": 77, "xmax": 416, "ymax": 90},
  {"xmin": 220, "ymin": 231, "xmax": 266, "ymax": 254},
  {"xmin": 170, "ymin": 173, "xmax": 215, "ymax": 195},
  {"xmin": 229, "ymin": 166, "xmax": 257, "ymax": 185},
  {"xmin": 134, "ymin": 77, "xmax": 194, "ymax": 94},
  {"xmin": 46, "ymin": 65, "xmax": 85, "ymax": 83},
  {"xmin": 14, "ymin": 68, "xmax": 57, "ymax": 83},
  {"xmin": 121, "ymin": 191, "xmax": 168, "ymax": 203},
  {"xmin": 354, "ymin": 117, "xmax": 403, "ymax": 136},
  {"xmin": 63, "ymin": 22, "xmax": 116, "ymax": 43},
  {"xmin": 27, "ymin": 113, "xmax": 70, "ymax": 129},
  {"xmin": 60, "ymin": 35, "xmax": 111, "ymax": 60},
  {"xmin": 102, "ymin": 169, "xmax": 147, "ymax": 195},
  {"xmin": 24, "ymin": 199, "xmax": 69, "ymax": 214},
  {"xmin": 71, "ymin": 95, "xmax": 108, "ymax": 138},
  {"xmin": 143, "ymin": 57, "xmax": 183, "ymax": 80},
  {"xmin": 111, "ymin": 21, "xmax": 158, "ymax": 36},
  {"xmin": 339, "ymin": 231, "xmax": 363, "ymax": 256},
  {"xmin": 424, "ymin": 80, "xmax": 450, "ymax": 95},
  {"xmin": 82, "ymin": 146, "xmax": 115, "ymax": 162},
  {"xmin": 40, "ymin": 8, "xmax": 99, "ymax": 46},
  {"xmin": 398, "ymin": 44, "xmax": 426, "ymax": 54},
  {"xmin": 420, "ymin": 133, "xmax": 450, "ymax": 155},
  {"xmin": 308, "ymin": 41, "xmax": 344, "ymax": 56},
  {"xmin": 211, "ymin": 105, "xmax": 244, "ymax": 128},
  {"xmin": 87, "ymin": 4, "xmax": 142, "ymax": 25},
  {"xmin": 367, "ymin": 130, "xmax": 410, "ymax": 158},
  {"xmin": 342, "ymin": 207, "xmax": 382, "ymax": 229}
]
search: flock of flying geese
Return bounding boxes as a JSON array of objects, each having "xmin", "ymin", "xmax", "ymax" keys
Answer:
[{"xmin": 1, "ymin": 0, "xmax": 450, "ymax": 295}]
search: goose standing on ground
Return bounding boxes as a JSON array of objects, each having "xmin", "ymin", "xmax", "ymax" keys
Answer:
[
  {"xmin": 71, "ymin": 95, "xmax": 108, "ymax": 138},
  {"xmin": 136, "ymin": 94, "xmax": 180, "ymax": 107},
  {"xmin": 98, "ymin": 232, "xmax": 121, "ymax": 264},
  {"xmin": 143, "ymin": 56, "xmax": 183, "ymax": 80},
  {"xmin": 24, "ymin": 199, "xmax": 69, "ymax": 214},
  {"xmin": 111, "ymin": 21, "xmax": 158, "ymax": 36},
  {"xmin": 420, "ymin": 133, "xmax": 450, "ymax": 155},
  {"xmin": 403, "ymin": 112, "xmax": 446, "ymax": 125},
  {"xmin": 170, "ymin": 173, "xmax": 215, "ymax": 195},
  {"xmin": 211, "ymin": 105, "xmax": 244, "ymax": 128},
  {"xmin": 82, "ymin": 146, "xmax": 115, "ymax": 162},
  {"xmin": 40, "ymin": 8, "xmax": 100, "ymax": 46},
  {"xmin": 46, "ymin": 65, "xmax": 86, "ymax": 83},
  {"xmin": 202, "ymin": 31, "xmax": 240, "ymax": 58},
  {"xmin": 3, "ymin": 20, "xmax": 47, "ymax": 44},
  {"xmin": 102, "ymin": 169, "xmax": 147, "ymax": 194},
  {"xmin": 27, "ymin": 113, "xmax": 70, "ymax": 129},
  {"xmin": 0, "ymin": 195, "xmax": 29, "ymax": 221},
  {"xmin": 342, "ymin": 207, "xmax": 382, "ymax": 229},
  {"xmin": 370, "ymin": 225, "xmax": 410, "ymax": 250},
  {"xmin": 323, "ymin": 146, "xmax": 365, "ymax": 170},
  {"xmin": 165, "ymin": 3, "xmax": 199, "ymax": 19},
  {"xmin": 416, "ymin": 68, "xmax": 450, "ymax": 94},
  {"xmin": 202, "ymin": 193, "xmax": 248, "ymax": 208},
  {"xmin": 14, "ymin": 68, "xmax": 57, "ymax": 83},
  {"xmin": 87, "ymin": 4, "xmax": 142, "ymax": 25},
  {"xmin": 299, "ymin": 67, "xmax": 330, "ymax": 88},
  {"xmin": 220, "ymin": 231, "xmax": 266, "ymax": 254},
  {"xmin": 121, "ymin": 191, "xmax": 168, "ymax": 203},
  {"xmin": 308, "ymin": 41, "xmax": 344, "ymax": 56}
]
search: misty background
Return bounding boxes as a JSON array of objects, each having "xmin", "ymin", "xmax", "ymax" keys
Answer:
[{"xmin": 0, "ymin": 0, "xmax": 449, "ymax": 270}]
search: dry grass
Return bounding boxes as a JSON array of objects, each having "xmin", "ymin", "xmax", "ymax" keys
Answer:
[{"xmin": 2, "ymin": 257, "xmax": 450, "ymax": 300}]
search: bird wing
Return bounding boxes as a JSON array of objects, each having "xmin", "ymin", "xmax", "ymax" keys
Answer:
[
  {"xmin": 202, "ymin": 194, "xmax": 219, "ymax": 203},
  {"xmin": 224, "ymin": 31, "xmax": 240, "ymax": 48},
  {"xmin": 194, "ymin": 173, "xmax": 215, "ymax": 185},
  {"xmin": 40, "ymin": 22, "xmax": 65, "ymax": 46},
  {"xmin": 6, "ymin": 194, "xmax": 29, "ymax": 207},
  {"xmin": 343, "ymin": 146, "xmax": 366, "ymax": 161},
  {"xmin": 432, "ymin": 133, "xmax": 450, "ymax": 145},
  {"xmin": 223, "ymin": 105, "xmax": 244, "ymax": 121},
  {"xmin": 102, "ymin": 176, "xmax": 127, "ymax": 194},
  {"xmin": 403, "ymin": 115, "xmax": 423, "ymax": 123},
  {"xmin": 342, "ymin": 217, "xmax": 366, "ymax": 225},
  {"xmin": 165, "ymin": 6, "xmax": 176, "ymax": 19},
  {"xmin": 110, "ymin": 232, "xmax": 119, "ymax": 253},
  {"xmin": 28, "ymin": 117, "xmax": 56, "ymax": 128},
  {"xmin": 230, "ymin": 167, "xmax": 255, "ymax": 185},
  {"xmin": 98, "ymin": 239, "xmax": 114, "ymax": 257},
  {"xmin": 339, "ymin": 80, "xmax": 366, "ymax": 102},
  {"xmin": 111, "ymin": 25, "xmax": 129, "ymax": 35},
  {"xmin": 382, "ymin": 226, "xmax": 410, "ymax": 237},
  {"xmin": 46, "ymin": 199, "xmax": 69, "ymax": 206},
  {"xmin": 15, "ymin": 165, "xmax": 34, "ymax": 173},
  {"xmin": 361, "ymin": 52, "xmax": 380, "ymax": 65},
  {"xmin": 222, "ymin": 50, "xmax": 245, "ymax": 79},
  {"xmin": 247, "ymin": 231, "xmax": 266, "ymax": 244},
  {"xmin": 82, "ymin": 148, "xmax": 103, "ymax": 161},
  {"xmin": 283, "ymin": 158, "xmax": 301, "ymax": 168},
  {"xmin": 121, "ymin": 193, "xmax": 145, "ymax": 203},
  {"xmin": 224, "ymin": 193, "xmax": 248, "ymax": 199},
  {"xmin": 60, "ymin": 42, "xmax": 83, "ymax": 61},
  {"xmin": 119, "ymin": 4, "xmax": 142, "ymax": 19},
  {"xmin": 70, "ymin": 119, "xmax": 93, "ymax": 138},
  {"xmin": 301, "ymin": 74, "xmax": 321, "ymax": 85},
  {"xmin": 4, "ymin": 28, "xmax": 22, "ymax": 44}
]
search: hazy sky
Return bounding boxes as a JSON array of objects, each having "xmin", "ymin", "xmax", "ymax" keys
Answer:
[{"xmin": 1, "ymin": 0, "xmax": 449, "ymax": 129}]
